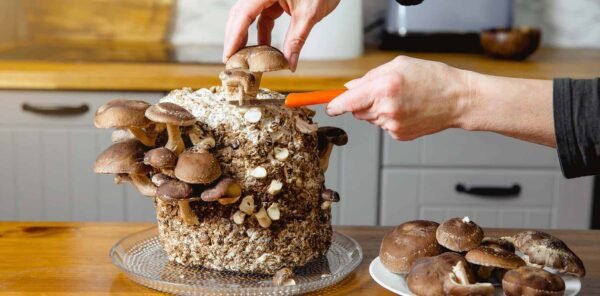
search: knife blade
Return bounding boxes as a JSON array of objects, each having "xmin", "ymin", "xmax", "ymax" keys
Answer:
[{"xmin": 228, "ymin": 89, "xmax": 345, "ymax": 108}]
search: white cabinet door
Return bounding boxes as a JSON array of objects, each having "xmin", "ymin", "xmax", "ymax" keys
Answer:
[
  {"xmin": 313, "ymin": 106, "xmax": 381, "ymax": 226},
  {"xmin": 0, "ymin": 91, "xmax": 163, "ymax": 222},
  {"xmin": 379, "ymin": 169, "xmax": 593, "ymax": 229}
]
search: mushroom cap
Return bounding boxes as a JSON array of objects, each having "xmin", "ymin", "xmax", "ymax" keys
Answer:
[
  {"xmin": 200, "ymin": 178, "xmax": 241, "ymax": 202},
  {"xmin": 481, "ymin": 236, "xmax": 516, "ymax": 253},
  {"xmin": 145, "ymin": 102, "xmax": 196, "ymax": 126},
  {"xmin": 317, "ymin": 126, "xmax": 349, "ymax": 149},
  {"xmin": 465, "ymin": 246, "xmax": 525, "ymax": 270},
  {"xmin": 502, "ymin": 266, "xmax": 565, "ymax": 296},
  {"xmin": 321, "ymin": 189, "xmax": 340, "ymax": 202},
  {"xmin": 144, "ymin": 147, "xmax": 178, "ymax": 169},
  {"xmin": 436, "ymin": 217, "xmax": 484, "ymax": 252},
  {"xmin": 407, "ymin": 252, "xmax": 473, "ymax": 296},
  {"xmin": 511, "ymin": 230, "xmax": 585, "ymax": 277},
  {"xmin": 94, "ymin": 99, "xmax": 151, "ymax": 128},
  {"xmin": 94, "ymin": 139, "xmax": 150, "ymax": 175},
  {"xmin": 156, "ymin": 179, "xmax": 193, "ymax": 202},
  {"xmin": 151, "ymin": 173, "xmax": 172, "ymax": 187},
  {"xmin": 174, "ymin": 151, "xmax": 222, "ymax": 184},
  {"xmin": 226, "ymin": 45, "xmax": 289, "ymax": 73},
  {"xmin": 379, "ymin": 220, "xmax": 442, "ymax": 274}
]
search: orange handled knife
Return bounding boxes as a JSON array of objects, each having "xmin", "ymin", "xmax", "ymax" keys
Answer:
[{"xmin": 229, "ymin": 89, "xmax": 345, "ymax": 107}]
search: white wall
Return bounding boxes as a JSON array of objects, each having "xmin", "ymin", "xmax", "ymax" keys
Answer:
[{"xmin": 514, "ymin": 0, "xmax": 600, "ymax": 48}]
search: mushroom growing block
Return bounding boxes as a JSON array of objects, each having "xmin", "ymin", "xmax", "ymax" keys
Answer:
[{"xmin": 144, "ymin": 83, "xmax": 339, "ymax": 274}]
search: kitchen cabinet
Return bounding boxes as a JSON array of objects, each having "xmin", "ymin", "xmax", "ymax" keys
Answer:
[
  {"xmin": 380, "ymin": 131, "xmax": 594, "ymax": 229},
  {"xmin": 0, "ymin": 90, "xmax": 163, "ymax": 222}
]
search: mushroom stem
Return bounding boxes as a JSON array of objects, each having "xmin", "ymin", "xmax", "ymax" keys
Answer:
[
  {"xmin": 319, "ymin": 143, "xmax": 334, "ymax": 172},
  {"xmin": 452, "ymin": 261, "xmax": 471, "ymax": 284},
  {"xmin": 477, "ymin": 266, "xmax": 494, "ymax": 280},
  {"xmin": 178, "ymin": 200, "xmax": 199, "ymax": 225},
  {"xmin": 165, "ymin": 124, "xmax": 185, "ymax": 155},
  {"xmin": 128, "ymin": 126, "xmax": 156, "ymax": 147},
  {"xmin": 114, "ymin": 173, "xmax": 131, "ymax": 184},
  {"xmin": 130, "ymin": 174, "xmax": 157, "ymax": 197},
  {"xmin": 251, "ymin": 72, "xmax": 262, "ymax": 91}
]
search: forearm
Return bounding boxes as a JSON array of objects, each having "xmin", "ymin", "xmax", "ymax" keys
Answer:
[{"xmin": 458, "ymin": 71, "xmax": 556, "ymax": 147}]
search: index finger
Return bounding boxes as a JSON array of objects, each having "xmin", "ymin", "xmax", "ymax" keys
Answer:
[
  {"xmin": 326, "ymin": 83, "xmax": 375, "ymax": 116},
  {"xmin": 223, "ymin": 0, "xmax": 278, "ymax": 63}
]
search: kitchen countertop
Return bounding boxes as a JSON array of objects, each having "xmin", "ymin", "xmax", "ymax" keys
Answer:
[
  {"xmin": 0, "ymin": 222, "xmax": 598, "ymax": 295},
  {"xmin": 0, "ymin": 47, "xmax": 599, "ymax": 92}
]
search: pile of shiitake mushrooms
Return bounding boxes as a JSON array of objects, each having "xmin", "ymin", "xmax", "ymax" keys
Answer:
[{"xmin": 379, "ymin": 217, "xmax": 585, "ymax": 296}]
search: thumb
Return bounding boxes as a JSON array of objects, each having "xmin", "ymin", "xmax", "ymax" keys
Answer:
[
  {"xmin": 283, "ymin": 14, "xmax": 316, "ymax": 72},
  {"xmin": 326, "ymin": 84, "xmax": 374, "ymax": 117}
]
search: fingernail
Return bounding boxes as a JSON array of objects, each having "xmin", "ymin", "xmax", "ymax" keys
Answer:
[
  {"xmin": 222, "ymin": 51, "xmax": 228, "ymax": 63},
  {"xmin": 344, "ymin": 79, "xmax": 361, "ymax": 89},
  {"xmin": 289, "ymin": 53, "xmax": 299, "ymax": 72},
  {"xmin": 326, "ymin": 106, "xmax": 339, "ymax": 117}
]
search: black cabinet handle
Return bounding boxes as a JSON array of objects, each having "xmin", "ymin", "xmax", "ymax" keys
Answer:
[
  {"xmin": 455, "ymin": 183, "xmax": 521, "ymax": 198},
  {"xmin": 22, "ymin": 103, "xmax": 89, "ymax": 116}
]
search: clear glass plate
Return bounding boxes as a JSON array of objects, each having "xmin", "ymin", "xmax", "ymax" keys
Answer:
[{"xmin": 110, "ymin": 227, "xmax": 363, "ymax": 296}]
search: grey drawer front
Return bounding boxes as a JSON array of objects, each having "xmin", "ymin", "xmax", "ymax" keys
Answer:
[
  {"xmin": 0, "ymin": 91, "xmax": 162, "ymax": 126},
  {"xmin": 380, "ymin": 169, "xmax": 557, "ymax": 227},
  {"xmin": 421, "ymin": 170, "xmax": 555, "ymax": 207},
  {"xmin": 383, "ymin": 129, "xmax": 558, "ymax": 168}
]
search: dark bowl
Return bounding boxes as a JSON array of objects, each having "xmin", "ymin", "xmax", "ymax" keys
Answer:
[{"xmin": 480, "ymin": 27, "xmax": 541, "ymax": 60}]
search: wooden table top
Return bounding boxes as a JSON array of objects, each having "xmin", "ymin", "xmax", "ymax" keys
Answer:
[
  {"xmin": 0, "ymin": 47, "xmax": 599, "ymax": 92},
  {"xmin": 0, "ymin": 222, "xmax": 598, "ymax": 295}
]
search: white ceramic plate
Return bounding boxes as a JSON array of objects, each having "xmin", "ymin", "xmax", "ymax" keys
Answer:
[{"xmin": 369, "ymin": 257, "xmax": 581, "ymax": 296}]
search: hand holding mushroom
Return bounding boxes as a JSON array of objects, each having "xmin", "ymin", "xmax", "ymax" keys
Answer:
[
  {"xmin": 221, "ymin": 45, "xmax": 289, "ymax": 105},
  {"xmin": 223, "ymin": 0, "xmax": 341, "ymax": 71}
]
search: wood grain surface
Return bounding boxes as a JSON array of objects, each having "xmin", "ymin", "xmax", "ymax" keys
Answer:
[
  {"xmin": 0, "ymin": 48, "xmax": 599, "ymax": 92},
  {"xmin": 21, "ymin": 0, "xmax": 173, "ymax": 43},
  {"xmin": 0, "ymin": 222, "xmax": 598, "ymax": 295}
]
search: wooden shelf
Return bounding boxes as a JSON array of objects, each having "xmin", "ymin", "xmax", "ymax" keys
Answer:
[{"xmin": 0, "ymin": 47, "xmax": 598, "ymax": 92}]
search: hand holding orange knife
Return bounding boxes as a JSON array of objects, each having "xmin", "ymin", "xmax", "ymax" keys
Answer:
[{"xmin": 228, "ymin": 89, "xmax": 345, "ymax": 107}]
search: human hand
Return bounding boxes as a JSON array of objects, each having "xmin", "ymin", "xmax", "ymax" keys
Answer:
[
  {"xmin": 223, "ymin": 0, "xmax": 340, "ymax": 71},
  {"xmin": 326, "ymin": 56, "xmax": 472, "ymax": 141}
]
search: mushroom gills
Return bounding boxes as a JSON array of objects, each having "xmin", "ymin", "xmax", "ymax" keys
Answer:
[
  {"xmin": 443, "ymin": 261, "xmax": 494, "ymax": 296},
  {"xmin": 129, "ymin": 174, "xmax": 157, "ymax": 197}
]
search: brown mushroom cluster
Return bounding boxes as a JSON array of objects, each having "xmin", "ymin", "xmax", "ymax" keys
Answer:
[
  {"xmin": 380, "ymin": 217, "xmax": 586, "ymax": 296},
  {"xmin": 93, "ymin": 46, "xmax": 348, "ymax": 275},
  {"xmin": 94, "ymin": 99, "xmax": 240, "ymax": 226}
]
